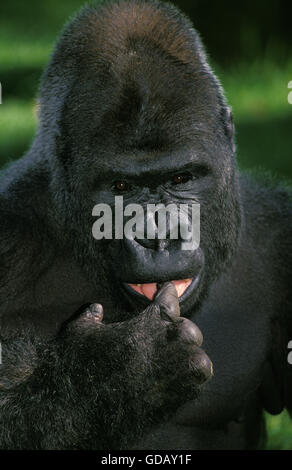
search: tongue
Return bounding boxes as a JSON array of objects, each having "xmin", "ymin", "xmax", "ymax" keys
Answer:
[{"xmin": 128, "ymin": 279, "xmax": 192, "ymax": 301}]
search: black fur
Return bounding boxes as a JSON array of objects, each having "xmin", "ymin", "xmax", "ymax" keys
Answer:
[{"xmin": 0, "ymin": 0, "xmax": 291, "ymax": 449}]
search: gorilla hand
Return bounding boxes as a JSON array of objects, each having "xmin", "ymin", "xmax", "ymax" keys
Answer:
[
  {"xmin": 0, "ymin": 283, "xmax": 211, "ymax": 450},
  {"xmin": 61, "ymin": 281, "xmax": 212, "ymax": 448}
]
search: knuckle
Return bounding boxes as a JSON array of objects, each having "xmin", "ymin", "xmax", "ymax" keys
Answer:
[
  {"xmin": 189, "ymin": 348, "xmax": 213, "ymax": 383},
  {"xmin": 179, "ymin": 318, "xmax": 203, "ymax": 347}
]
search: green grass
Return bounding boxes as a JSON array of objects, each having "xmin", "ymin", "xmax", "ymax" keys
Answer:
[
  {"xmin": 218, "ymin": 60, "xmax": 292, "ymax": 181},
  {"xmin": 219, "ymin": 60, "xmax": 292, "ymax": 118},
  {"xmin": 265, "ymin": 411, "xmax": 292, "ymax": 450},
  {"xmin": 0, "ymin": 99, "xmax": 37, "ymax": 163},
  {"xmin": 0, "ymin": 40, "xmax": 51, "ymax": 69},
  {"xmin": 0, "ymin": 6, "xmax": 292, "ymax": 449}
]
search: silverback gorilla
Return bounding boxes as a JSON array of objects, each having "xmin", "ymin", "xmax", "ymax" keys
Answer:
[{"xmin": 0, "ymin": 0, "xmax": 292, "ymax": 450}]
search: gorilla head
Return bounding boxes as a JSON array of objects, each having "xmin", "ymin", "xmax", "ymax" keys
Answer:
[{"xmin": 35, "ymin": 0, "xmax": 241, "ymax": 320}]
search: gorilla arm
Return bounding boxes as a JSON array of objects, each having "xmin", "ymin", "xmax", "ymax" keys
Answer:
[
  {"xmin": 259, "ymin": 194, "xmax": 292, "ymax": 419},
  {"xmin": 260, "ymin": 293, "xmax": 292, "ymax": 419}
]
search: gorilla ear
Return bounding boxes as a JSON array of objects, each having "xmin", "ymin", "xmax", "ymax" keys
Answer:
[{"xmin": 224, "ymin": 107, "xmax": 235, "ymax": 153}]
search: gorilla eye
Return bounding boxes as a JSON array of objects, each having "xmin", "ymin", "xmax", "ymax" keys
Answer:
[
  {"xmin": 172, "ymin": 173, "xmax": 192, "ymax": 185},
  {"xmin": 114, "ymin": 181, "xmax": 130, "ymax": 192}
]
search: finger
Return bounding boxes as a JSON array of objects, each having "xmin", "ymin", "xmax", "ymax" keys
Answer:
[
  {"xmin": 178, "ymin": 318, "xmax": 203, "ymax": 347},
  {"xmin": 190, "ymin": 348, "xmax": 213, "ymax": 384},
  {"xmin": 85, "ymin": 303, "xmax": 104, "ymax": 322},
  {"xmin": 154, "ymin": 282, "xmax": 180, "ymax": 321}
]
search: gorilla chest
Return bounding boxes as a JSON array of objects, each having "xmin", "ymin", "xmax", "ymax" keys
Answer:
[{"xmin": 179, "ymin": 271, "xmax": 274, "ymax": 426}]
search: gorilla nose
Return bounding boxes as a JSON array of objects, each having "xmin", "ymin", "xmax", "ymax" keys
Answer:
[{"xmin": 114, "ymin": 237, "xmax": 203, "ymax": 284}]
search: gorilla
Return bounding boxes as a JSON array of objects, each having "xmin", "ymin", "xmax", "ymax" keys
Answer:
[{"xmin": 0, "ymin": 0, "xmax": 291, "ymax": 450}]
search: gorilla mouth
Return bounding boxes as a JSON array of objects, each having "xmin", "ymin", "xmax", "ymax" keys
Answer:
[{"xmin": 127, "ymin": 279, "xmax": 192, "ymax": 301}]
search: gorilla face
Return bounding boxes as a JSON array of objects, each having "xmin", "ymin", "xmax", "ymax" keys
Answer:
[
  {"xmin": 91, "ymin": 146, "xmax": 208, "ymax": 315},
  {"xmin": 40, "ymin": 1, "xmax": 241, "ymax": 318}
]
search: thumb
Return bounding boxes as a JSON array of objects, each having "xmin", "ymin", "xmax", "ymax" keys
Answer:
[{"xmin": 154, "ymin": 282, "xmax": 180, "ymax": 321}]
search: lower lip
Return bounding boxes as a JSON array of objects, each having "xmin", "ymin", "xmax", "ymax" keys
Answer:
[{"xmin": 179, "ymin": 274, "xmax": 201, "ymax": 302}]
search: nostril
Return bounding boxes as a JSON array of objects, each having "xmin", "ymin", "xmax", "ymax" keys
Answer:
[
  {"xmin": 136, "ymin": 238, "xmax": 157, "ymax": 250},
  {"xmin": 137, "ymin": 237, "xmax": 168, "ymax": 251}
]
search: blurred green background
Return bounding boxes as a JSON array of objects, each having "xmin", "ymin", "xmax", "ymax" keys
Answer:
[{"xmin": 0, "ymin": 0, "xmax": 291, "ymax": 449}]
